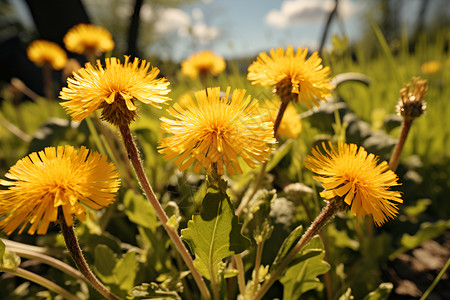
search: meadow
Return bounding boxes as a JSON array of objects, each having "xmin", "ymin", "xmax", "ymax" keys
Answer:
[{"xmin": 0, "ymin": 12, "xmax": 449, "ymax": 300}]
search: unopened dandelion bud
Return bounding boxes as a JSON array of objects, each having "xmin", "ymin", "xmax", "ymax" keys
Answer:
[{"xmin": 396, "ymin": 77, "xmax": 428, "ymax": 120}]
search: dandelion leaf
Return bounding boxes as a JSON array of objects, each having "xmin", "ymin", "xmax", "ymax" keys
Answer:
[
  {"xmin": 128, "ymin": 282, "xmax": 181, "ymax": 300},
  {"xmin": 123, "ymin": 190, "xmax": 159, "ymax": 231},
  {"xmin": 0, "ymin": 239, "xmax": 4, "ymax": 264},
  {"xmin": 362, "ymin": 282, "xmax": 393, "ymax": 300},
  {"xmin": 280, "ymin": 237, "xmax": 330, "ymax": 299},
  {"xmin": 271, "ymin": 225, "xmax": 303, "ymax": 271},
  {"xmin": 400, "ymin": 219, "xmax": 450, "ymax": 250},
  {"xmin": 181, "ymin": 185, "xmax": 251, "ymax": 280},
  {"xmin": 94, "ymin": 245, "xmax": 138, "ymax": 297}
]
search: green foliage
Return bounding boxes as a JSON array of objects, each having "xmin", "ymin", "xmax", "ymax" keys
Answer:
[
  {"xmin": 123, "ymin": 190, "xmax": 160, "ymax": 231},
  {"xmin": 389, "ymin": 219, "xmax": 450, "ymax": 259},
  {"xmin": 128, "ymin": 282, "xmax": 181, "ymax": 300},
  {"xmin": 280, "ymin": 237, "xmax": 330, "ymax": 299},
  {"xmin": 0, "ymin": 239, "xmax": 4, "ymax": 265},
  {"xmin": 94, "ymin": 245, "xmax": 138, "ymax": 297},
  {"xmin": 0, "ymin": 10, "xmax": 449, "ymax": 300},
  {"xmin": 0, "ymin": 248, "xmax": 21, "ymax": 269},
  {"xmin": 271, "ymin": 226, "xmax": 303, "ymax": 272},
  {"xmin": 362, "ymin": 282, "xmax": 393, "ymax": 300},
  {"xmin": 181, "ymin": 184, "xmax": 251, "ymax": 281}
]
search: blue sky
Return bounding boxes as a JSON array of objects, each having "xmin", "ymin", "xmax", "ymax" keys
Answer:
[
  {"xmin": 156, "ymin": 0, "xmax": 430, "ymax": 61},
  {"xmin": 171, "ymin": 0, "xmax": 363, "ymax": 60},
  {"xmin": 12, "ymin": 0, "xmax": 433, "ymax": 61}
]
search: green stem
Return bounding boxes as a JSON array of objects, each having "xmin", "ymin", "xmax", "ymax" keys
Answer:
[
  {"xmin": 252, "ymin": 200, "xmax": 340, "ymax": 300},
  {"xmin": 0, "ymin": 267, "xmax": 80, "ymax": 300},
  {"xmin": 252, "ymin": 241, "xmax": 264, "ymax": 296},
  {"xmin": 419, "ymin": 256, "xmax": 450, "ymax": 300},
  {"xmin": 43, "ymin": 64, "xmax": 54, "ymax": 100},
  {"xmin": 235, "ymin": 254, "xmax": 246, "ymax": 296},
  {"xmin": 2, "ymin": 239, "xmax": 63, "ymax": 257},
  {"xmin": 4, "ymin": 244, "xmax": 85, "ymax": 282},
  {"xmin": 0, "ymin": 114, "xmax": 32, "ymax": 143},
  {"xmin": 58, "ymin": 212, "xmax": 122, "ymax": 300},
  {"xmin": 85, "ymin": 117, "xmax": 107, "ymax": 156},
  {"xmin": 389, "ymin": 117, "xmax": 413, "ymax": 171},
  {"xmin": 119, "ymin": 124, "xmax": 211, "ymax": 300}
]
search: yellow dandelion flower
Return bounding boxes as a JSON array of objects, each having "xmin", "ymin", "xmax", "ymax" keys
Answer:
[
  {"xmin": 304, "ymin": 142, "xmax": 402, "ymax": 226},
  {"xmin": 396, "ymin": 77, "xmax": 428, "ymax": 120},
  {"xmin": 420, "ymin": 60, "xmax": 441, "ymax": 74},
  {"xmin": 262, "ymin": 98, "xmax": 302, "ymax": 138},
  {"xmin": 59, "ymin": 56, "xmax": 170, "ymax": 126},
  {"xmin": 64, "ymin": 23, "xmax": 114, "ymax": 56},
  {"xmin": 27, "ymin": 40, "xmax": 68, "ymax": 70},
  {"xmin": 0, "ymin": 145, "xmax": 120, "ymax": 235},
  {"xmin": 181, "ymin": 50, "xmax": 226, "ymax": 79},
  {"xmin": 158, "ymin": 87, "xmax": 276, "ymax": 175},
  {"xmin": 247, "ymin": 46, "xmax": 333, "ymax": 107}
]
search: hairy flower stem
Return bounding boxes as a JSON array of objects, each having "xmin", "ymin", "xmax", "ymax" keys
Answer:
[
  {"xmin": 119, "ymin": 124, "xmax": 211, "ymax": 300},
  {"xmin": 253, "ymin": 200, "xmax": 341, "ymax": 300},
  {"xmin": 58, "ymin": 212, "xmax": 121, "ymax": 300},
  {"xmin": 389, "ymin": 118, "xmax": 413, "ymax": 172},
  {"xmin": 272, "ymin": 100, "xmax": 289, "ymax": 136},
  {"xmin": 0, "ymin": 267, "xmax": 80, "ymax": 300}
]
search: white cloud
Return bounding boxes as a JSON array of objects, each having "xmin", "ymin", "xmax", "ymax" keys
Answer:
[
  {"xmin": 191, "ymin": 23, "xmax": 220, "ymax": 45},
  {"xmin": 192, "ymin": 8, "xmax": 204, "ymax": 21},
  {"xmin": 140, "ymin": 4, "xmax": 154, "ymax": 21},
  {"xmin": 265, "ymin": 0, "xmax": 357, "ymax": 29},
  {"xmin": 153, "ymin": 7, "xmax": 191, "ymax": 34},
  {"xmin": 131, "ymin": 5, "xmax": 219, "ymax": 45}
]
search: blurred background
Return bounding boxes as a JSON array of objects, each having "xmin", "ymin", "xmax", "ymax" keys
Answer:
[{"xmin": 0, "ymin": 1, "xmax": 449, "ymax": 299}]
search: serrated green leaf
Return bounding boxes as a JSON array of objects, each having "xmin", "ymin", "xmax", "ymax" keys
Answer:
[
  {"xmin": 280, "ymin": 237, "xmax": 331, "ymax": 299},
  {"xmin": 338, "ymin": 288, "xmax": 354, "ymax": 300},
  {"xmin": 115, "ymin": 251, "xmax": 137, "ymax": 291},
  {"xmin": 94, "ymin": 245, "xmax": 118, "ymax": 285},
  {"xmin": 327, "ymin": 223, "xmax": 360, "ymax": 251},
  {"xmin": 0, "ymin": 250, "xmax": 21, "ymax": 269},
  {"xmin": 400, "ymin": 220, "xmax": 450, "ymax": 251},
  {"xmin": 403, "ymin": 198, "xmax": 431, "ymax": 219},
  {"xmin": 271, "ymin": 225, "xmax": 303, "ymax": 271},
  {"xmin": 123, "ymin": 190, "xmax": 159, "ymax": 231},
  {"xmin": 362, "ymin": 282, "xmax": 393, "ymax": 300},
  {"xmin": 128, "ymin": 282, "xmax": 181, "ymax": 300},
  {"xmin": 181, "ymin": 185, "xmax": 251, "ymax": 280},
  {"xmin": 247, "ymin": 189, "xmax": 276, "ymax": 243}
]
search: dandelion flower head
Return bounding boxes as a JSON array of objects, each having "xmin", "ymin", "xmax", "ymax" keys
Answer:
[
  {"xmin": 181, "ymin": 50, "xmax": 226, "ymax": 79},
  {"xmin": 158, "ymin": 87, "xmax": 276, "ymax": 175},
  {"xmin": 27, "ymin": 40, "xmax": 68, "ymax": 70},
  {"xmin": 421, "ymin": 60, "xmax": 441, "ymax": 74},
  {"xmin": 247, "ymin": 46, "xmax": 333, "ymax": 107},
  {"xmin": 60, "ymin": 56, "xmax": 170, "ymax": 126},
  {"xmin": 64, "ymin": 23, "xmax": 114, "ymax": 56},
  {"xmin": 0, "ymin": 146, "xmax": 120, "ymax": 235},
  {"xmin": 262, "ymin": 97, "xmax": 302, "ymax": 138},
  {"xmin": 304, "ymin": 142, "xmax": 402, "ymax": 226}
]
